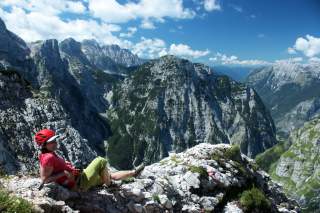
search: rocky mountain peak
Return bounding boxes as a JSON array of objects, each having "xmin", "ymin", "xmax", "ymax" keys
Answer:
[
  {"xmin": 0, "ymin": 17, "xmax": 30, "ymax": 63},
  {"xmin": 81, "ymin": 38, "xmax": 100, "ymax": 48},
  {"xmin": 59, "ymin": 38, "xmax": 82, "ymax": 55},
  {"xmin": 81, "ymin": 39, "xmax": 144, "ymax": 67},
  {"xmin": 0, "ymin": 18, "xmax": 6, "ymax": 32},
  {"xmin": 29, "ymin": 39, "xmax": 61, "ymax": 63},
  {"xmin": 107, "ymin": 56, "xmax": 277, "ymax": 169}
]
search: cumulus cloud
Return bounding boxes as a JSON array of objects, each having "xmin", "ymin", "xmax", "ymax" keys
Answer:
[
  {"xmin": 0, "ymin": 6, "xmax": 124, "ymax": 46},
  {"xmin": 120, "ymin": 27, "xmax": 137, "ymax": 38},
  {"xmin": 0, "ymin": 0, "xmax": 86, "ymax": 15},
  {"xmin": 131, "ymin": 37, "xmax": 210, "ymax": 59},
  {"xmin": 203, "ymin": 0, "xmax": 221, "ymax": 12},
  {"xmin": 140, "ymin": 19, "xmax": 156, "ymax": 29},
  {"xmin": 168, "ymin": 44, "xmax": 210, "ymax": 58},
  {"xmin": 131, "ymin": 37, "xmax": 167, "ymax": 59},
  {"xmin": 309, "ymin": 57, "xmax": 320, "ymax": 63},
  {"xmin": 88, "ymin": 0, "xmax": 196, "ymax": 28},
  {"xmin": 210, "ymin": 53, "xmax": 271, "ymax": 66},
  {"xmin": 0, "ymin": 0, "xmax": 218, "ymax": 61},
  {"xmin": 288, "ymin": 35, "xmax": 320, "ymax": 57},
  {"xmin": 287, "ymin": 47, "xmax": 297, "ymax": 54},
  {"xmin": 274, "ymin": 57, "xmax": 303, "ymax": 63}
]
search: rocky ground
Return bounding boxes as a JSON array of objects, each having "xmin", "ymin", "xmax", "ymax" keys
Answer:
[{"xmin": 0, "ymin": 143, "xmax": 299, "ymax": 213}]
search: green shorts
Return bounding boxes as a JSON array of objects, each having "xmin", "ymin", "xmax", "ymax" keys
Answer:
[{"xmin": 79, "ymin": 156, "xmax": 108, "ymax": 191}]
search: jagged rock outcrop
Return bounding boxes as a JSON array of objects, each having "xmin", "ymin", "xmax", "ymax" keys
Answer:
[
  {"xmin": 82, "ymin": 39, "xmax": 144, "ymax": 69},
  {"xmin": 0, "ymin": 18, "xmax": 124, "ymax": 173},
  {"xmin": 268, "ymin": 117, "xmax": 320, "ymax": 212},
  {"xmin": 0, "ymin": 70, "xmax": 97, "ymax": 173},
  {"xmin": 0, "ymin": 143, "xmax": 299, "ymax": 213},
  {"xmin": 246, "ymin": 60, "xmax": 320, "ymax": 137},
  {"xmin": 0, "ymin": 18, "xmax": 37, "ymax": 86},
  {"xmin": 107, "ymin": 55, "xmax": 277, "ymax": 169}
]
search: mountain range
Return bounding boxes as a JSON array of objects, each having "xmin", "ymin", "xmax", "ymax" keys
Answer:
[{"xmin": 0, "ymin": 17, "xmax": 276, "ymax": 173}]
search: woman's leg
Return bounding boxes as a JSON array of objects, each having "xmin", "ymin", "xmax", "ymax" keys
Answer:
[
  {"xmin": 110, "ymin": 163, "xmax": 145, "ymax": 180},
  {"xmin": 80, "ymin": 156, "xmax": 108, "ymax": 191},
  {"xmin": 110, "ymin": 170, "xmax": 135, "ymax": 180}
]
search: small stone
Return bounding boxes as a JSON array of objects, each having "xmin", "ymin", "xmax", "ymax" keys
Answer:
[
  {"xmin": 159, "ymin": 195, "xmax": 173, "ymax": 209},
  {"xmin": 199, "ymin": 196, "xmax": 219, "ymax": 211}
]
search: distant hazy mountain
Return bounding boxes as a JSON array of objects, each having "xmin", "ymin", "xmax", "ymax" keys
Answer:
[
  {"xmin": 81, "ymin": 39, "xmax": 145, "ymax": 74},
  {"xmin": 246, "ymin": 60, "xmax": 320, "ymax": 136},
  {"xmin": 213, "ymin": 65, "xmax": 255, "ymax": 82}
]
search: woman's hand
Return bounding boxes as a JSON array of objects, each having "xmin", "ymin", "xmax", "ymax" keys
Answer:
[{"xmin": 64, "ymin": 170, "xmax": 75, "ymax": 181}]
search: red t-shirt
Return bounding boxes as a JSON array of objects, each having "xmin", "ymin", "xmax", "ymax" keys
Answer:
[{"xmin": 39, "ymin": 152, "xmax": 77, "ymax": 188}]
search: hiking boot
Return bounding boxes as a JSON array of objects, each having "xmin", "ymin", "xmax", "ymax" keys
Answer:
[{"xmin": 133, "ymin": 163, "xmax": 145, "ymax": 177}]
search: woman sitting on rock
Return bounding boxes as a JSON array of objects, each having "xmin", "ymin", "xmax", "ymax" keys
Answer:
[{"xmin": 34, "ymin": 129, "xmax": 144, "ymax": 192}]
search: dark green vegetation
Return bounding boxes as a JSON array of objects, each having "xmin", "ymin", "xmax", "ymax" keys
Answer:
[
  {"xmin": 240, "ymin": 187, "xmax": 271, "ymax": 212},
  {"xmin": 0, "ymin": 188, "xmax": 36, "ymax": 213},
  {"xmin": 256, "ymin": 118, "xmax": 320, "ymax": 212},
  {"xmin": 255, "ymin": 138, "xmax": 290, "ymax": 172},
  {"xmin": 187, "ymin": 165, "xmax": 208, "ymax": 178}
]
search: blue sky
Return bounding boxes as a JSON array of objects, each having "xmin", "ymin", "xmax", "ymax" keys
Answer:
[{"xmin": 0, "ymin": 0, "xmax": 319, "ymax": 66}]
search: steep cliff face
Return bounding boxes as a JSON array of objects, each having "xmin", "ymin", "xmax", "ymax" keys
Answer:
[
  {"xmin": 81, "ymin": 39, "xmax": 144, "ymax": 74},
  {"xmin": 0, "ymin": 19, "xmax": 122, "ymax": 172},
  {"xmin": 107, "ymin": 55, "xmax": 277, "ymax": 169},
  {"xmin": 246, "ymin": 60, "xmax": 320, "ymax": 136},
  {"xmin": 0, "ymin": 70, "xmax": 97, "ymax": 173},
  {"xmin": 0, "ymin": 143, "xmax": 300, "ymax": 213},
  {"xmin": 0, "ymin": 19, "xmax": 37, "ymax": 86},
  {"xmin": 268, "ymin": 117, "xmax": 320, "ymax": 212}
]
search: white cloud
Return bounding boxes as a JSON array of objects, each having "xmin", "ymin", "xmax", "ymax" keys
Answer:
[
  {"xmin": 65, "ymin": 1, "xmax": 86, "ymax": 13},
  {"xmin": 287, "ymin": 47, "xmax": 297, "ymax": 54},
  {"xmin": 169, "ymin": 44, "xmax": 210, "ymax": 58},
  {"xmin": 0, "ymin": 0, "xmax": 86, "ymax": 15},
  {"xmin": 131, "ymin": 37, "xmax": 210, "ymax": 59},
  {"xmin": 0, "ymin": 2, "xmax": 209, "ymax": 61},
  {"xmin": 120, "ymin": 27, "xmax": 137, "ymax": 38},
  {"xmin": 210, "ymin": 52, "xmax": 271, "ymax": 66},
  {"xmin": 131, "ymin": 37, "xmax": 167, "ymax": 59},
  {"xmin": 274, "ymin": 57, "xmax": 303, "ymax": 63},
  {"xmin": 203, "ymin": 0, "xmax": 221, "ymax": 12},
  {"xmin": 140, "ymin": 19, "xmax": 156, "ymax": 29},
  {"xmin": 0, "ymin": 6, "xmax": 125, "ymax": 46},
  {"xmin": 289, "ymin": 35, "xmax": 320, "ymax": 57},
  {"xmin": 88, "ymin": 0, "xmax": 195, "ymax": 28},
  {"xmin": 309, "ymin": 57, "xmax": 320, "ymax": 63}
]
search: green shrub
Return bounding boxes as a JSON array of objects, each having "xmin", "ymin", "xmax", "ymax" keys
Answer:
[
  {"xmin": 239, "ymin": 187, "xmax": 271, "ymax": 212},
  {"xmin": 152, "ymin": 194, "xmax": 160, "ymax": 203},
  {"xmin": 0, "ymin": 189, "xmax": 36, "ymax": 213},
  {"xmin": 188, "ymin": 165, "xmax": 208, "ymax": 178},
  {"xmin": 224, "ymin": 144, "xmax": 242, "ymax": 162}
]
